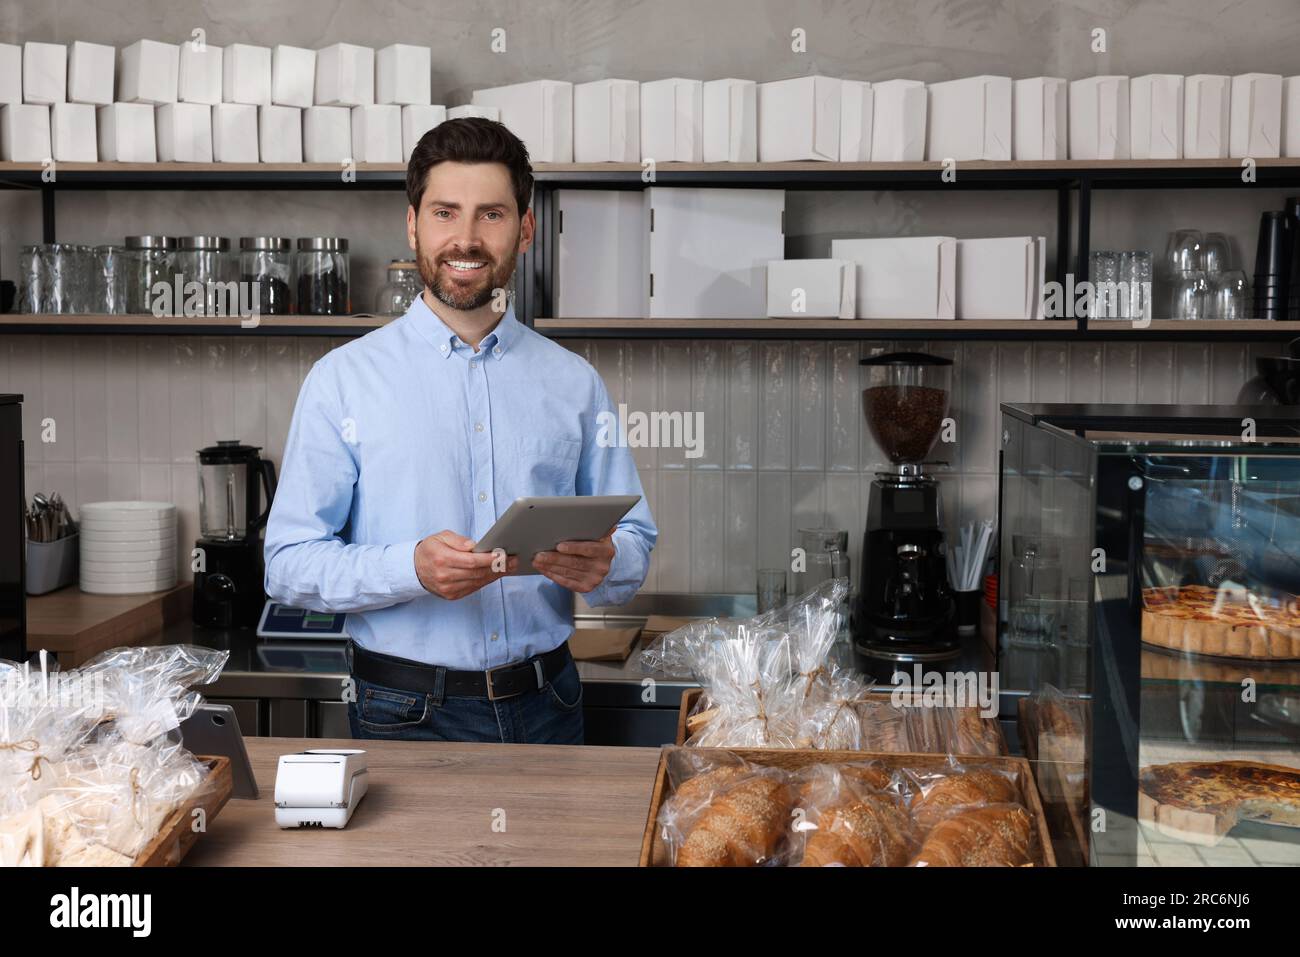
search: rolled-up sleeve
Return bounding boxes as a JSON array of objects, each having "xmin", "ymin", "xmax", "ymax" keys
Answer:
[{"xmin": 264, "ymin": 360, "xmax": 429, "ymax": 612}]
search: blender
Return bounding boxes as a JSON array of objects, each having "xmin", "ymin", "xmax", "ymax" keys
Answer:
[
  {"xmin": 193, "ymin": 440, "xmax": 277, "ymax": 628},
  {"xmin": 852, "ymin": 353, "xmax": 959, "ymax": 678}
]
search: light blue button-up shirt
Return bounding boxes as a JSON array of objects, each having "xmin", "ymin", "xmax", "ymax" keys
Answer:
[{"xmin": 264, "ymin": 296, "xmax": 657, "ymax": 670}]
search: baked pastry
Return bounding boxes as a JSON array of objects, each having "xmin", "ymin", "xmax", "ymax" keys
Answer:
[
  {"xmin": 1139, "ymin": 760, "xmax": 1300, "ymax": 845},
  {"xmin": 949, "ymin": 707, "xmax": 1006, "ymax": 756},
  {"xmin": 911, "ymin": 804, "xmax": 1036, "ymax": 866},
  {"xmin": 912, "ymin": 769, "xmax": 1019, "ymax": 829},
  {"xmin": 857, "ymin": 699, "xmax": 910, "ymax": 752},
  {"xmin": 801, "ymin": 790, "xmax": 914, "ymax": 867},
  {"xmin": 676, "ymin": 775, "xmax": 793, "ymax": 867},
  {"xmin": 1142, "ymin": 585, "xmax": 1300, "ymax": 660}
]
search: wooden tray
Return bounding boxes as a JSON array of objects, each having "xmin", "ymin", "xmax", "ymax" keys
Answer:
[
  {"xmin": 639, "ymin": 747, "xmax": 1055, "ymax": 867},
  {"xmin": 133, "ymin": 756, "xmax": 233, "ymax": 867},
  {"xmin": 1017, "ymin": 698, "xmax": 1088, "ymax": 866}
]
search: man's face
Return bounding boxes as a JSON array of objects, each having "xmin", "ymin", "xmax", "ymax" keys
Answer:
[{"xmin": 406, "ymin": 161, "xmax": 534, "ymax": 312}]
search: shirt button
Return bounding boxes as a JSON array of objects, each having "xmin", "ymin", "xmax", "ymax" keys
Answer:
[
  {"xmin": 440, "ymin": 344, "xmax": 448, "ymax": 354},
  {"xmin": 490, "ymin": 632, "xmax": 499, "ymax": 642},
  {"xmin": 493, "ymin": 346, "xmax": 501, "ymax": 356},
  {"xmin": 478, "ymin": 491, "xmax": 487, "ymax": 503},
  {"xmin": 474, "ymin": 422, "xmax": 484, "ymax": 433},
  {"xmin": 470, "ymin": 359, "xmax": 478, "ymax": 368}
]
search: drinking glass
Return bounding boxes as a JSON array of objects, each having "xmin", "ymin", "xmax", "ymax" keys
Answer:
[
  {"xmin": 1201, "ymin": 231, "xmax": 1232, "ymax": 275},
  {"xmin": 19, "ymin": 245, "xmax": 43, "ymax": 314},
  {"xmin": 1120, "ymin": 250, "xmax": 1153, "ymax": 322},
  {"xmin": 1164, "ymin": 229, "xmax": 1203, "ymax": 276},
  {"xmin": 1089, "ymin": 250, "xmax": 1120, "ymax": 319},
  {"xmin": 756, "ymin": 569, "xmax": 788, "ymax": 615},
  {"xmin": 1171, "ymin": 270, "xmax": 1210, "ymax": 320},
  {"xmin": 1209, "ymin": 270, "xmax": 1249, "ymax": 320}
]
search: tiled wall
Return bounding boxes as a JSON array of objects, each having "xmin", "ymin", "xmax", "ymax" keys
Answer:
[{"xmin": 0, "ymin": 333, "xmax": 1274, "ymax": 595}]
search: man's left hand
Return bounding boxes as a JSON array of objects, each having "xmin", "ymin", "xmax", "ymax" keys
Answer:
[{"xmin": 533, "ymin": 533, "xmax": 615, "ymax": 593}]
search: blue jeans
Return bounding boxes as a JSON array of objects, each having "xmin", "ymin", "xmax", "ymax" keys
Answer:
[{"xmin": 346, "ymin": 653, "xmax": 585, "ymax": 745}]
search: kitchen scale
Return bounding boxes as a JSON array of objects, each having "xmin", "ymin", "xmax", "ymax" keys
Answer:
[{"xmin": 257, "ymin": 601, "xmax": 349, "ymax": 640}]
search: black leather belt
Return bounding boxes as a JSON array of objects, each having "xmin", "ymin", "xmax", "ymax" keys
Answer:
[{"xmin": 350, "ymin": 640, "xmax": 571, "ymax": 702}]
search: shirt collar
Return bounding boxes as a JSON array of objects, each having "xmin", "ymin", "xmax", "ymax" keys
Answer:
[{"xmin": 406, "ymin": 292, "xmax": 520, "ymax": 361}]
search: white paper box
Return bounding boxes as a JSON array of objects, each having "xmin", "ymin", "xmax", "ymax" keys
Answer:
[
  {"xmin": 271, "ymin": 45, "xmax": 315, "ymax": 108},
  {"xmin": 556, "ymin": 190, "xmax": 646, "ymax": 317},
  {"xmin": 304, "ymin": 106, "xmax": 352, "ymax": 163},
  {"xmin": 51, "ymin": 102, "xmax": 96, "ymax": 160},
  {"xmin": 68, "ymin": 41, "xmax": 114, "ymax": 106},
  {"xmin": 376, "ymin": 44, "xmax": 430, "ymax": 105},
  {"xmin": 0, "ymin": 44, "xmax": 20, "ymax": 104},
  {"xmin": 315, "ymin": 43, "xmax": 374, "ymax": 107},
  {"xmin": 573, "ymin": 79, "xmax": 639, "ymax": 163},
  {"xmin": 401, "ymin": 104, "xmax": 446, "ymax": 161},
  {"xmin": 258, "ymin": 105, "xmax": 301, "ymax": 162},
  {"xmin": 1184, "ymin": 75, "xmax": 1230, "ymax": 159},
  {"xmin": 1231, "ymin": 73, "xmax": 1283, "ymax": 158},
  {"xmin": 758, "ymin": 75, "xmax": 840, "ymax": 162},
  {"xmin": 23, "ymin": 42, "xmax": 66, "ymax": 105},
  {"xmin": 870, "ymin": 79, "xmax": 927, "ymax": 162},
  {"xmin": 97, "ymin": 102, "xmax": 155, "ymax": 162},
  {"xmin": 211, "ymin": 103, "xmax": 257, "ymax": 162},
  {"xmin": 645, "ymin": 187, "xmax": 784, "ymax": 318},
  {"xmin": 223, "ymin": 44, "xmax": 271, "ymax": 106},
  {"xmin": 830, "ymin": 236, "xmax": 957, "ymax": 320},
  {"xmin": 350, "ymin": 104, "xmax": 401, "ymax": 162},
  {"xmin": 839, "ymin": 80, "xmax": 873, "ymax": 161},
  {"xmin": 118, "ymin": 40, "xmax": 177, "ymax": 105},
  {"xmin": 927, "ymin": 75, "xmax": 1011, "ymax": 161},
  {"xmin": 178, "ymin": 42, "xmax": 222, "ymax": 105},
  {"xmin": 702, "ymin": 78, "xmax": 756, "ymax": 162},
  {"xmin": 1285, "ymin": 77, "xmax": 1300, "ymax": 158},
  {"xmin": 1069, "ymin": 76, "xmax": 1130, "ymax": 160},
  {"xmin": 640, "ymin": 78, "xmax": 702, "ymax": 162},
  {"xmin": 955, "ymin": 236, "xmax": 1046, "ymax": 320},
  {"xmin": 155, "ymin": 102, "xmax": 211, "ymax": 162},
  {"xmin": 472, "ymin": 80, "xmax": 573, "ymax": 162},
  {"xmin": 0, "ymin": 104, "xmax": 51, "ymax": 161},
  {"xmin": 766, "ymin": 259, "xmax": 855, "ymax": 319},
  {"xmin": 1012, "ymin": 77, "xmax": 1067, "ymax": 160},
  {"xmin": 1130, "ymin": 74, "xmax": 1183, "ymax": 160},
  {"xmin": 448, "ymin": 104, "xmax": 498, "ymax": 121}
]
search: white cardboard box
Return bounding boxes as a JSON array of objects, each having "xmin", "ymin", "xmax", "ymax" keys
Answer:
[
  {"xmin": 23, "ymin": 42, "xmax": 66, "ymax": 105},
  {"xmin": 350, "ymin": 104, "xmax": 401, "ymax": 162},
  {"xmin": 472, "ymin": 80, "xmax": 573, "ymax": 162},
  {"xmin": 304, "ymin": 105, "xmax": 352, "ymax": 163},
  {"xmin": 401, "ymin": 104, "xmax": 446, "ymax": 161},
  {"xmin": 118, "ymin": 39, "xmax": 177, "ymax": 105},
  {"xmin": 640, "ymin": 78, "xmax": 702, "ymax": 162},
  {"xmin": 702, "ymin": 78, "xmax": 756, "ymax": 162},
  {"xmin": 51, "ymin": 102, "xmax": 96, "ymax": 160},
  {"xmin": 1, "ymin": 104, "xmax": 51, "ymax": 160},
  {"xmin": 97, "ymin": 102, "xmax": 155, "ymax": 162},
  {"xmin": 955, "ymin": 236, "xmax": 1046, "ymax": 320},
  {"xmin": 1012, "ymin": 77, "xmax": 1067, "ymax": 160},
  {"xmin": 644, "ymin": 187, "xmax": 784, "ymax": 318},
  {"xmin": 758, "ymin": 75, "xmax": 840, "ymax": 162},
  {"xmin": 223, "ymin": 44, "xmax": 271, "ymax": 106},
  {"xmin": 68, "ymin": 41, "xmax": 115, "ymax": 106},
  {"xmin": 178, "ymin": 42, "xmax": 222, "ymax": 105},
  {"xmin": 376, "ymin": 44, "xmax": 430, "ymax": 105},
  {"xmin": 155, "ymin": 101, "xmax": 211, "ymax": 162},
  {"xmin": 1231, "ymin": 73, "xmax": 1282, "ymax": 158},
  {"xmin": 448, "ymin": 104, "xmax": 498, "ymax": 121},
  {"xmin": 1183, "ymin": 74, "xmax": 1230, "ymax": 159},
  {"xmin": 1285, "ymin": 77, "xmax": 1300, "ymax": 158},
  {"xmin": 1069, "ymin": 76, "xmax": 1130, "ymax": 160},
  {"xmin": 766, "ymin": 259, "xmax": 855, "ymax": 319},
  {"xmin": 927, "ymin": 75, "xmax": 1011, "ymax": 161},
  {"xmin": 830, "ymin": 236, "xmax": 957, "ymax": 320},
  {"xmin": 271, "ymin": 45, "xmax": 315, "ymax": 108},
  {"xmin": 315, "ymin": 43, "xmax": 374, "ymax": 107},
  {"xmin": 259, "ymin": 104, "xmax": 301, "ymax": 162},
  {"xmin": 556, "ymin": 190, "xmax": 646, "ymax": 317},
  {"xmin": 1130, "ymin": 74, "xmax": 1183, "ymax": 160},
  {"xmin": 573, "ymin": 79, "xmax": 639, "ymax": 163},
  {"xmin": 839, "ymin": 80, "xmax": 873, "ymax": 161},
  {"xmin": 0, "ymin": 44, "xmax": 20, "ymax": 104},
  {"xmin": 870, "ymin": 79, "xmax": 927, "ymax": 162},
  {"xmin": 211, "ymin": 102, "xmax": 258, "ymax": 162}
]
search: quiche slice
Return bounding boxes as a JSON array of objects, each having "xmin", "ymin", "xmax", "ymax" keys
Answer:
[{"xmin": 1138, "ymin": 760, "xmax": 1300, "ymax": 846}]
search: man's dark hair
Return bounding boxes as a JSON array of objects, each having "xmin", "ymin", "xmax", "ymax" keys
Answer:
[{"xmin": 405, "ymin": 117, "xmax": 534, "ymax": 216}]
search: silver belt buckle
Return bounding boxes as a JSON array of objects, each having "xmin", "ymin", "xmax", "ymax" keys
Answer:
[
  {"xmin": 484, "ymin": 662, "xmax": 509, "ymax": 701},
  {"xmin": 484, "ymin": 657, "xmax": 547, "ymax": 701}
]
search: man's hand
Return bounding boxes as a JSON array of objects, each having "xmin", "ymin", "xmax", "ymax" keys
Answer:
[
  {"xmin": 533, "ymin": 531, "xmax": 616, "ymax": 594},
  {"xmin": 415, "ymin": 530, "xmax": 517, "ymax": 600}
]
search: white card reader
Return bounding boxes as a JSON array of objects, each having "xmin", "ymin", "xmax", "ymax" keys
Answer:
[{"xmin": 274, "ymin": 749, "xmax": 369, "ymax": 829}]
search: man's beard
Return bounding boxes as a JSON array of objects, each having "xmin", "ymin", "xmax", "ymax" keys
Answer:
[{"xmin": 416, "ymin": 234, "xmax": 517, "ymax": 312}]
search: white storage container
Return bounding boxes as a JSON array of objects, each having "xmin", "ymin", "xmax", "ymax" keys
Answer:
[
  {"xmin": 472, "ymin": 80, "xmax": 573, "ymax": 162},
  {"xmin": 830, "ymin": 236, "xmax": 956, "ymax": 320},
  {"xmin": 926, "ymin": 75, "xmax": 1011, "ymax": 161},
  {"xmin": 758, "ymin": 75, "xmax": 840, "ymax": 162},
  {"xmin": 702, "ymin": 78, "xmax": 756, "ymax": 162},
  {"xmin": 640, "ymin": 78, "xmax": 702, "ymax": 162},
  {"xmin": 1012, "ymin": 77, "xmax": 1067, "ymax": 160},
  {"xmin": 556, "ymin": 190, "xmax": 646, "ymax": 318}
]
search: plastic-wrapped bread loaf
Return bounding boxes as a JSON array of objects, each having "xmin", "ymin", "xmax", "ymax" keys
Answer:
[
  {"xmin": 911, "ymin": 804, "xmax": 1036, "ymax": 866},
  {"xmin": 911, "ymin": 768, "xmax": 1020, "ymax": 829},
  {"xmin": 675, "ymin": 775, "xmax": 794, "ymax": 866},
  {"xmin": 855, "ymin": 698, "xmax": 911, "ymax": 751},
  {"xmin": 798, "ymin": 766, "xmax": 916, "ymax": 867},
  {"xmin": 947, "ymin": 706, "xmax": 1007, "ymax": 756}
]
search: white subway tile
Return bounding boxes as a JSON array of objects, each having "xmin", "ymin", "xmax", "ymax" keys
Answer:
[
  {"xmin": 1102, "ymin": 342, "xmax": 1140, "ymax": 403},
  {"xmin": 136, "ymin": 338, "xmax": 172, "ymax": 463},
  {"xmin": 996, "ymin": 343, "xmax": 1033, "ymax": 407},
  {"xmin": 233, "ymin": 339, "xmax": 268, "ymax": 451},
  {"xmin": 171, "ymin": 463, "xmax": 199, "ymax": 581},
  {"xmin": 824, "ymin": 472, "xmax": 862, "ymax": 581},
  {"xmin": 725, "ymin": 341, "xmax": 757, "ymax": 469},
  {"xmin": 658, "ymin": 342, "xmax": 691, "ymax": 469},
  {"xmin": 759, "ymin": 342, "xmax": 791, "ymax": 470},
  {"xmin": 588, "ymin": 340, "xmax": 625, "ymax": 408},
  {"xmin": 1173, "ymin": 343, "xmax": 1210, "ymax": 404},
  {"xmin": 105, "ymin": 338, "xmax": 139, "ymax": 463},
  {"xmin": 139, "ymin": 463, "xmax": 172, "ymax": 503},
  {"xmin": 790, "ymin": 471, "xmax": 826, "ymax": 552},
  {"xmin": 689, "ymin": 471, "xmax": 725, "ymax": 590},
  {"xmin": 636, "ymin": 469, "xmax": 658, "ymax": 593},
  {"xmin": 826, "ymin": 342, "xmax": 860, "ymax": 471},
  {"xmin": 44, "ymin": 463, "xmax": 77, "ymax": 512},
  {"xmin": 756, "ymin": 471, "xmax": 791, "ymax": 569},
  {"xmin": 793, "ymin": 341, "xmax": 826, "ymax": 471},
  {"xmin": 106, "ymin": 462, "xmax": 141, "ymax": 501},
  {"xmin": 169, "ymin": 338, "xmax": 202, "ymax": 463},
  {"xmin": 655, "ymin": 469, "xmax": 691, "ymax": 591},
  {"xmin": 1137, "ymin": 343, "xmax": 1175, "ymax": 403},
  {"xmin": 201, "ymin": 337, "xmax": 235, "ymax": 446},
  {"xmin": 958, "ymin": 342, "xmax": 999, "ymax": 473},
  {"xmin": 41, "ymin": 338, "xmax": 76, "ymax": 463},
  {"xmin": 1209, "ymin": 343, "xmax": 1249, "ymax": 404},
  {"xmin": 72, "ymin": 337, "xmax": 108, "ymax": 464},
  {"xmin": 691, "ymin": 340, "xmax": 724, "ymax": 468},
  {"xmin": 264, "ymin": 338, "xmax": 300, "ymax": 463},
  {"xmin": 723, "ymin": 470, "xmax": 757, "ymax": 593},
  {"xmin": 9, "ymin": 338, "xmax": 44, "ymax": 463},
  {"xmin": 1068, "ymin": 342, "xmax": 1104, "ymax": 403},
  {"xmin": 625, "ymin": 341, "xmax": 658, "ymax": 471}
]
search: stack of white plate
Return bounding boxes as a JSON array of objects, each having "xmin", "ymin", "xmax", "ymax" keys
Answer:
[{"xmin": 79, "ymin": 501, "xmax": 178, "ymax": 595}]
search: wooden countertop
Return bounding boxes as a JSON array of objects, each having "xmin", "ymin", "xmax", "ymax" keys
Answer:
[
  {"xmin": 25, "ymin": 583, "xmax": 192, "ymax": 666},
  {"xmin": 184, "ymin": 736, "xmax": 664, "ymax": 867}
]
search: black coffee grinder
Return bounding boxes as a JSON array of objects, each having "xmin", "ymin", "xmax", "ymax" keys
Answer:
[
  {"xmin": 853, "ymin": 353, "xmax": 959, "ymax": 678},
  {"xmin": 193, "ymin": 440, "xmax": 277, "ymax": 629}
]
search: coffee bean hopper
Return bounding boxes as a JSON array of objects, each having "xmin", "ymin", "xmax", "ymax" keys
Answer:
[{"xmin": 852, "ymin": 352, "xmax": 959, "ymax": 678}]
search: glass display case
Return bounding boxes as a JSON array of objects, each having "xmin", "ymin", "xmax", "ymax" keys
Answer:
[{"xmin": 998, "ymin": 403, "xmax": 1300, "ymax": 867}]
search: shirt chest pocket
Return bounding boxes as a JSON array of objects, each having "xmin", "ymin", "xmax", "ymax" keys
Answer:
[{"xmin": 510, "ymin": 434, "xmax": 582, "ymax": 496}]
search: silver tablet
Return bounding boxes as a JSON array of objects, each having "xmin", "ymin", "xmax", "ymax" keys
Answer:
[{"xmin": 472, "ymin": 495, "xmax": 641, "ymax": 575}]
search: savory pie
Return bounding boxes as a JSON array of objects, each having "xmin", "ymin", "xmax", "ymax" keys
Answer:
[
  {"xmin": 1139, "ymin": 760, "xmax": 1300, "ymax": 845},
  {"xmin": 1141, "ymin": 585, "xmax": 1300, "ymax": 660}
]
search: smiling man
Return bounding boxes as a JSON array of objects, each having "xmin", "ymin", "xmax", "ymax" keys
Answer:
[{"xmin": 265, "ymin": 118, "xmax": 657, "ymax": 744}]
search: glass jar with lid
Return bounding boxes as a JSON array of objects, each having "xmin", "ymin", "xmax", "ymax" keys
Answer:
[
  {"xmin": 374, "ymin": 260, "xmax": 422, "ymax": 315},
  {"xmin": 239, "ymin": 237, "xmax": 293, "ymax": 316},
  {"xmin": 175, "ymin": 236, "xmax": 235, "ymax": 317},
  {"xmin": 124, "ymin": 235, "xmax": 176, "ymax": 315},
  {"xmin": 296, "ymin": 237, "xmax": 350, "ymax": 316}
]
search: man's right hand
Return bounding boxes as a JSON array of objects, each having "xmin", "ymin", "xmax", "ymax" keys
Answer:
[{"xmin": 414, "ymin": 531, "xmax": 517, "ymax": 600}]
